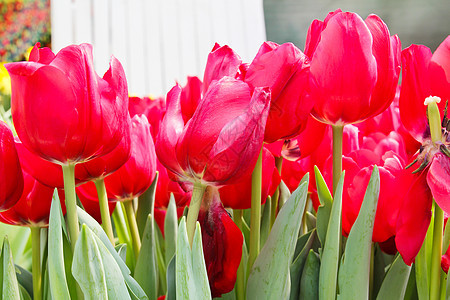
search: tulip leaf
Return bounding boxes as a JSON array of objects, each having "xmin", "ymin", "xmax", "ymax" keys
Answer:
[
  {"xmin": 137, "ymin": 173, "xmax": 158, "ymax": 237},
  {"xmin": 115, "ymin": 244, "xmax": 128, "ymax": 263},
  {"xmin": 261, "ymin": 196, "xmax": 272, "ymax": 247},
  {"xmin": 15, "ymin": 265, "xmax": 33, "ymax": 298},
  {"xmin": 0, "ymin": 223, "xmax": 30, "ymax": 268},
  {"xmin": 0, "ymin": 237, "xmax": 21, "ymax": 299},
  {"xmin": 314, "ymin": 165, "xmax": 333, "ymax": 247},
  {"xmin": 318, "ymin": 172, "xmax": 344, "ymax": 300},
  {"xmin": 246, "ymin": 175, "xmax": 309, "ymax": 299},
  {"xmin": 176, "ymin": 218, "xmax": 211, "ymax": 299},
  {"xmin": 19, "ymin": 284, "xmax": 32, "ymax": 300},
  {"xmin": 338, "ymin": 166, "xmax": 380, "ymax": 299},
  {"xmin": 290, "ymin": 229, "xmax": 317, "ymax": 300},
  {"xmin": 376, "ymin": 254, "xmax": 411, "ymax": 300},
  {"xmin": 165, "ymin": 194, "xmax": 178, "ymax": 266},
  {"xmin": 135, "ymin": 214, "xmax": 159, "ymax": 300},
  {"xmin": 48, "ymin": 192, "xmax": 71, "ymax": 299},
  {"xmin": 166, "ymin": 255, "xmax": 176, "ymax": 300},
  {"xmin": 77, "ymin": 207, "xmax": 148, "ymax": 300},
  {"xmin": 154, "ymin": 225, "xmax": 167, "ymax": 294},
  {"xmin": 278, "ymin": 180, "xmax": 292, "ymax": 210},
  {"xmin": 72, "ymin": 225, "xmax": 131, "ymax": 300},
  {"xmin": 299, "ymin": 250, "xmax": 320, "ymax": 300}
]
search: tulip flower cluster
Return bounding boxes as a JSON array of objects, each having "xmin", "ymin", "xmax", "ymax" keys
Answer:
[{"xmin": 0, "ymin": 8, "xmax": 449, "ymax": 300}]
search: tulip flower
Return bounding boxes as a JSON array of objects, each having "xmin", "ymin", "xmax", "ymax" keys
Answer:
[
  {"xmin": 245, "ymin": 42, "xmax": 312, "ymax": 142},
  {"xmin": 5, "ymin": 43, "xmax": 130, "ymax": 248},
  {"xmin": 198, "ymin": 186, "xmax": 243, "ymax": 297},
  {"xmin": 76, "ymin": 181, "xmax": 116, "ymax": 224},
  {"xmin": 0, "ymin": 121, "xmax": 23, "ymax": 211},
  {"xmin": 219, "ymin": 147, "xmax": 280, "ymax": 209},
  {"xmin": 156, "ymin": 77, "xmax": 270, "ymax": 186},
  {"xmin": 129, "ymin": 95, "xmax": 166, "ymax": 138},
  {"xmin": 306, "ymin": 10, "xmax": 401, "ymax": 126},
  {"xmin": 155, "ymin": 160, "xmax": 191, "ymax": 209}
]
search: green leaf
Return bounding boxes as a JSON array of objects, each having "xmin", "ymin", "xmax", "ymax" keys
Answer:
[
  {"xmin": 1, "ymin": 237, "xmax": 21, "ymax": 299},
  {"xmin": 278, "ymin": 180, "xmax": 291, "ymax": 210},
  {"xmin": 338, "ymin": 166, "xmax": 380, "ymax": 299},
  {"xmin": 72, "ymin": 225, "xmax": 130, "ymax": 300},
  {"xmin": 290, "ymin": 230, "xmax": 317, "ymax": 300},
  {"xmin": 164, "ymin": 194, "xmax": 178, "ymax": 266},
  {"xmin": 0, "ymin": 223, "xmax": 30, "ymax": 268},
  {"xmin": 166, "ymin": 255, "xmax": 176, "ymax": 300},
  {"xmin": 314, "ymin": 166, "xmax": 333, "ymax": 247},
  {"xmin": 246, "ymin": 175, "xmax": 309, "ymax": 299},
  {"xmin": 19, "ymin": 284, "xmax": 32, "ymax": 300},
  {"xmin": 48, "ymin": 192, "xmax": 71, "ymax": 299},
  {"xmin": 135, "ymin": 215, "xmax": 159, "ymax": 300},
  {"xmin": 77, "ymin": 207, "xmax": 148, "ymax": 300},
  {"xmin": 318, "ymin": 172, "xmax": 344, "ymax": 300},
  {"xmin": 154, "ymin": 224, "xmax": 167, "ymax": 295},
  {"xmin": 176, "ymin": 218, "xmax": 211, "ymax": 299},
  {"xmin": 299, "ymin": 250, "xmax": 320, "ymax": 300},
  {"xmin": 260, "ymin": 196, "xmax": 272, "ymax": 247},
  {"xmin": 115, "ymin": 244, "xmax": 128, "ymax": 263},
  {"xmin": 137, "ymin": 173, "xmax": 158, "ymax": 237},
  {"xmin": 376, "ymin": 254, "xmax": 411, "ymax": 300},
  {"xmin": 15, "ymin": 265, "xmax": 33, "ymax": 298}
]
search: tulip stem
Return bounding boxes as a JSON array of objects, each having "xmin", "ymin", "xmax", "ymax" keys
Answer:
[
  {"xmin": 186, "ymin": 182, "xmax": 206, "ymax": 247},
  {"xmin": 233, "ymin": 209, "xmax": 246, "ymax": 300},
  {"xmin": 62, "ymin": 164, "xmax": 79, "ymax": 251},
  {"xmin": 430, "ymin": 202, "xmax": 444, "ymax": 300},
  {"xmin": 248, "ymin": 147, "xmax": 263, "ymax": 277},
  {"xmin": 31, "ymin": 227, "xmax": 42, "ymax": 300},
  {"xmin": 124, "ymin": 199, "xmax": 141, "ymax": 260},
  {"xmin": 332, "ymin": 125, "xmax": 344, "ymax": 193},
  {"xmin": 94, "ymin": 179, "xmax": 115, "ymax": 245},
  {"xmin": 270, "ymin": 156, "xmax": 283, "ymax": 228}
]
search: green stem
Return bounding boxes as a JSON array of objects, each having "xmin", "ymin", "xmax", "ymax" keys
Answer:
[
  {"xmin": 186, "ymin": 182, "xmax": 206, "ymax": 247},
  {"xmin": 234, "ymin": 209, "xmax": 245, "ymax": 300},
  {"xmin": 94, "ymin": 179, "xmax": 115, "ymax": 244},
  {"xmin": 332, "ymin": 125, "xmax": 344, "ymax": 193},
  {"xmin": 270, "ymin": 156, "xmax": 283, "ymax": 228},
  {"xmin": 123, "ymin": 199, "xmax": 142, "ymax": 260},
  {"xmin": 430, "ymin": 203, "xmax": 444, "ymax": 300},
  {"xmin": 62, "ymin": 164, "xmax": 79, "ymax": 251},
  {"xmin": 247, "ymin": 147, "xmax": 263, "ymax": 277},
  {"xmin": 31, "ymin": 227, "xmax": 42, "ymax": 300}
]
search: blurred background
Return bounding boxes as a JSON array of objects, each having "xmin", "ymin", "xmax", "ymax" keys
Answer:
[{"xmin": 0, "ymin": 0, "xmax": 449, "ymax": 100}]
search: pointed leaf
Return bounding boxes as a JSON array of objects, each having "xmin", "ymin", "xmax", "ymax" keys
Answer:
[
  {"xmin": 48, "ymin": 192, "xmax": 71, "ymax": 299},
  {"xmin": 15, "ymin": 265, "xmax": 33, "ymax": 298},
  {"xmin": 314, "ymin": 166, "xmax": 333, "ymax": 246},
  {"xmin": 261, "ymin": 197, "xmax": 272, "ymax": 247},
  {"xmin": 319, "ymin": 172, "xmax": 344, "ymax": 300},
  {"xmin": 278, "ymin": 180, "xmax": 291, "ymax": 210},
  {"xmin": 376, "ymin": 254, "xmax": 411, "ymax": 300},
  {"xmin": 164, "ymin": 194, "xmax": 178, "ymax": 266},
  {"xmin": 246, "ymin": 175, "xmax": 309, "ymax": 298},
  {"xmin": 1, "ymin": 237, "xmax": 21, "ymax": 299},
  {"xmin": 299, "ymin": 250, "xmax": 320, "ymax": 300},
  {"xmin": 135, "ymin": 214, "xmax": 159, "ymax": 300},
  {"xmin": 290, "ymin": 230, "xmax": 317, "ymax": 300},
  {"xmin": 166, "ymin": 255, "xmax": 176, "ymax": 300},
  {"xmin": 338, "ymin": 166, "xmax": 380, "ymax": 299},
  {"xmin": 137, "ymin": 173, "xmax": 158, "ymax": 237},
  {"xmin": 176, "ymin": 218, "xmax": 211, "ymax": 299},
  {"xmin": 115, "ymin": 244, "xmax": 128, "ymax": 263},
  {"xmin": 77, "ymin": 208, "xmax": 148, "ymax": 300}
]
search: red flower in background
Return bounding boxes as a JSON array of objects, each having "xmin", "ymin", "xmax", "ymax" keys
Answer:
[
  {"xmin": 105, "ymin": 115, "xmax": 157, "ymax": 202},
  {"xmin": 129, "ymin": 95, "xmax": 166, "ymax": 138},
  {"xmin": 5, "ymin": 43, "xmax": 130, "ymax": 165},
  {"xmin": 156, "ymin": 77, "xmax": 270, "ymax": 186},
  {"xmin": 198, "ymin": 186, "xmax": 243, "ymax": 297},
  {"xmin": 244, "ymin": 42, "xmax": 312, "ymax": 142},
  {"xmin": 0, "ymin": 121, "xmax": 23, "ymax": 211},
  {"xmin": 76, "ymin": 181, "xmax": 116, "ymax": 224},
  {"xmin": 306, "ymin": 9, "xmax": 401, "ymax": 125}
]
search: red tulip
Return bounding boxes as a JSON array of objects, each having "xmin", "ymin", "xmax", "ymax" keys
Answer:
[
  {"xmin": 76, "ymin": 181, "xmax": 117, "ymax": 224},
  {"xmin": 156, "ymin": 77, "xmax": 271, "ymax": 186},
  {"xmin": 219, "ymin": 147, "xmax": 281, "ymax": 209},
  {"xmin": 105, "ymin": 115, "xmax": 157, "ymax": 201},
  {"xmin": 0, "ymin": 171, "xmax": 66, "ymax": 227},
  {"xmin": 180, "ymin": 76, "xmax": 202, "ymax": 123},
  {"xmin": 154, "ymin": 160, "xmax": 191, "ymax": 209},
  {"xmin": 0, "ymin": 121, "xmax": 23, "ymax": 211},
  {"xmin": 129, "ymin": 95, "xmax": 166, "ymax": 138},
  {"xmin": 245, "ymin": 42, "xmax": 312, "ymax": 142},
  {"xmin": 306, "ymin": 10, "xmax": 401, "ymax": 125},
  {"xmin": 198, "ymin": 186, "xmax": 243, "ymax": 297},
  {"xmin": 5, "ymin": 43, "xmax": 130, "ymax": 165}
]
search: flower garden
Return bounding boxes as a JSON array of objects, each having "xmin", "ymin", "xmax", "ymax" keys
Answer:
[{"xmin": 0, "ymin": 5, "xmax": 449, "ymax": 300}]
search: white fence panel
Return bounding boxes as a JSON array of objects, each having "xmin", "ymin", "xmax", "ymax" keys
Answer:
[{"xmin": 51, "ymin": 0, "xmax": 266, "ymax": 97}]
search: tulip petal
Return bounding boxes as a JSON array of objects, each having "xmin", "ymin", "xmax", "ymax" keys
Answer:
[
  {"xmin": 395, "ymin": 171, "xmax": 432, "ymax": 265},
  {"xmin": 429, "ymin": 36, "xmax": 450, "ymax": 108},
  {"xmin": 427, "ymin": 153, "xmax": 450, "ymax": 214}
]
